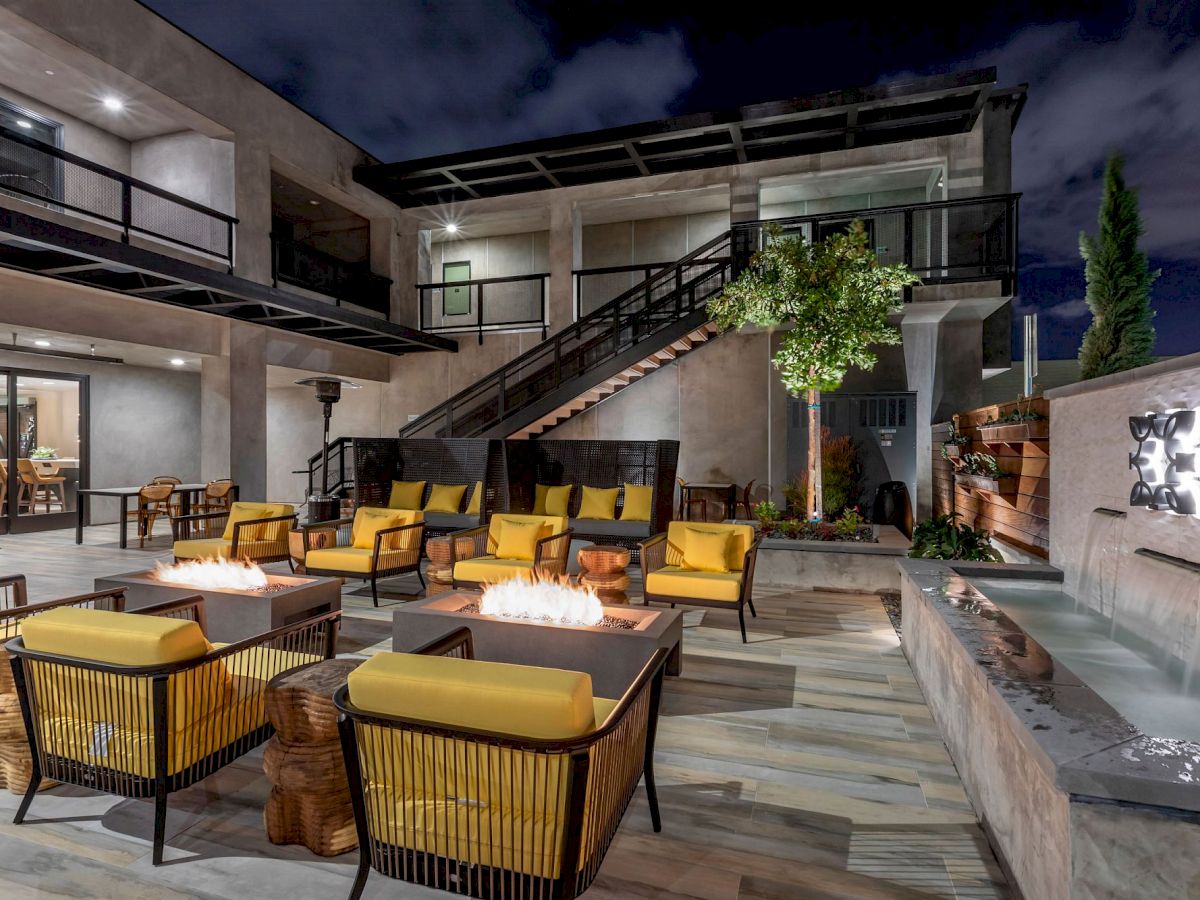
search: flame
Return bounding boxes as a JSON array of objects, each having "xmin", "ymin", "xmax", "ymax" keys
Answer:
[
  {"xmin": 153, "ymin": 558, "xmax": 269, "ymax": 591},
  {"xmin": 479, "ymin": 576, "xmax": 603, "ymax": 626}
]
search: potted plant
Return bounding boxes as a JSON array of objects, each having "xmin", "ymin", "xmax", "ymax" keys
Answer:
[
  {"xmin": 908, "ymin": 513, "xmax": 1003, "ymax": 562},
  {"xmin": 29, "ymin": 446, "xmax": 58, "ymax": 460},
  {"xmin": 940, "ymin": 423, "xmax": 970, "ymax": 459},
  {"xmin": 954, "ymin": 452, "xmax": 1013, "ymax": 494},
  {"xmin": 752, "ymin": 499, "xmax": 781, "ymax": 535}
]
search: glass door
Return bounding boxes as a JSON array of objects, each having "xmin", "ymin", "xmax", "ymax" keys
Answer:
[{"xmin": 1, "ymin": 370, "xmax": 87, "ymax": 534}]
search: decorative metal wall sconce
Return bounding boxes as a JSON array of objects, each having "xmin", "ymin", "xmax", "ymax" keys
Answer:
[{"xmin": 1129, "ymin": 409, "xmax": 1198, "ymax": 515}]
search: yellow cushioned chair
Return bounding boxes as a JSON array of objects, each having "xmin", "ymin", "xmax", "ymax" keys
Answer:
[
  {"xmin": 640, "ymin": 521, "xmax": 761, "ymax": 642},
  {"xmin": 334, "ymin": 627, "xmax": 669, "ymax": 900},
  {"xmin": 6, "ymin": 603, "xmax": 340, "ymax": 865},
  {"xmin": 172, "ymin": 501, "xmax": 296, "ymax": 565},
  {"xmin": 302, "ymin": 507, "xmax": 425, "ymax": 606},
  {"xmin": 449, "ymin": 513, "xmax": 571, "ymax": 589}
]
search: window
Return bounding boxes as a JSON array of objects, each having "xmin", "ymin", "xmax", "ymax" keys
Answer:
[{"xmin": 0, "ymin": 98, "xmax": 63, "ymax": 205}]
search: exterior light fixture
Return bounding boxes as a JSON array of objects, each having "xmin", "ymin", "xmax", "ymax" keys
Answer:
[
  {"xmin": 295, "ymin": 376, "xmax": 360, "ymax": 522},
  {"xmin": 169, "ymin": 358, "xmax": 185, "ymax": 366},
  {"xmin": 15, "ymin": 120, "xmax": 32, "ymax": 129},
  {"xmin": 42, "ymin": 381, "xmax": 55, "ymax": 386},
  {"xmin": 34, "ymin": 339, "xmax": 50, "ymax": 347},
  {"xmin": 102, "ymin": 96, "xmax": 124, "ymax": 111},
  {"xmin": 308, "ymin": 199, "xmax": 319, "ymax": 206},
  {"xmin": 445, "ymin": 223, "xmax": 459, "ymax": 234},
  {"xmin": 1129, "ymin": 409, "xmax": 1199, "ymax": 516}
]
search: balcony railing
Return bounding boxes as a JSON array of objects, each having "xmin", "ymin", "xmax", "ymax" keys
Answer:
[
  {"xmin": 271, "ymin": 235, "xmax": 392, "ymax": 317},
  {"xmin": 0, "ymin": 124, "xmax": 237, "ymax": 267},
  {"xmin": 417, "ymin": 272, "xmax": 549, "ymax": 344}
]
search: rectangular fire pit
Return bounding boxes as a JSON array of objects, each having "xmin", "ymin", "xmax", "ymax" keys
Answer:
[
  {"xmin": 392, "ymin": 592, "xmax": 682, "ymax": 698},
  {"xmin": 96, "ymin": 569, "xmax": 342, "ymax": 644}
]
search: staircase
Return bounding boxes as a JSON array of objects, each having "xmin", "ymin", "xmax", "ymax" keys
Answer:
[{"xmin": 400, "ymin": 229, "xmax": 735, "ymax": 441}]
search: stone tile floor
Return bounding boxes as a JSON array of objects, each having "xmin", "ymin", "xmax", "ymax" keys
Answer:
[{"xmin": 0, "ymin": 524, "xmax": 1008, "ymax": 898}]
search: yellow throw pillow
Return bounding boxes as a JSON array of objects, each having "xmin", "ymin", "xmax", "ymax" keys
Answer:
[
  {"xmin": 353, "ymin": 508, "xmax": 406, "ymax": 550},
  {"xmin": 578, "ymin": 486, "xmax": 619, "ymax": 520},
  {"xmin": 495, "ymin": 519, "xmax": 543, "ymax": 561},
  {"xmin": 424, "ymin": 483, "xmax": 467, "ymax": 514},
  {"xmin": 619, "ymin": 483, "xmax": 653, "ymax": 522},
  {"xmin": 682, "ymin": 527, "xmax": 733, "ymax": 573},
  {"xmin": 465, "ymin": 481, "xmax": 483, "ymax": 516},
  {"xmin": 387, "ymin": 480, "xmax": 425, "ymax": 510},
  {"xmin": 533, "ymin": 483, "xmax": 572, "ymax": 516}
]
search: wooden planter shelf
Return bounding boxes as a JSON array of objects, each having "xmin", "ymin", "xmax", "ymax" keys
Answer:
[
  {"xmin": 942, "ymin": 443, "xmax": 966, "ymax": 458},
  {"xmin": 977, "ymin": 420, "xmax": 1049, "ymax": 443},
  {"xmin": 955, "ymin": 473, "xmax": 1016, "ymax": 496}
]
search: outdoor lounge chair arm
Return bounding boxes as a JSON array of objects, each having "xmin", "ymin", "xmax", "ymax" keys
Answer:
[
  {"xmin": 411, "ymin": 626, "xmax": 475, "ymax": 659},
  {"xmin": 740, "ymin": 537, "xmax": 762, "ymax": 602},
  {"xmin": 534, "ymin": 528, "xmax": 573, "ymax": 576},
  {"xmin": 300, "ymin": 517, "xmax": 353, "ymax": 550},
  {"xmin": 135, "ymin": 595, "xmax": 208, "ymax": 634},
  {"xmin": 171, "ymin": 510, "xmax": 229, "ymax": 541},
  {"xmin": 447, "ymin": 524, "xmax": 489, "ymax": 565},
  {"xmin": 372, "ymin": 521, "xmax": 425, "ymax": 569},
  {"xmin": 0, "ymin": 574, "xmax": 28, "ymax": 610},
  {"xmin": 230, "ymin": 514, "xmax": 297, "ymax": 555},
  {"xmin": 639, "ymin": 532, "xmax": 668, "ymax": 581}
]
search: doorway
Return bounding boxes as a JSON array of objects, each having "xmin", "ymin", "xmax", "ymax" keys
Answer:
[{"xmin": 0, "ymin": 369, "xmax": 88, "ymax": 533}]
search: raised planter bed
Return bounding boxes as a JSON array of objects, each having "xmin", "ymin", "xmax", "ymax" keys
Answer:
[
  {"xmin": 977, "ymin": 419, "xmax": 1048, "ymax": 443},
  {"xmin": 955, "ymin": 472, "xmax": 1015, "ymax": 495},
  {"xmin": 754, "ymin": 524, "xmax": 910, "ymax": 592}
]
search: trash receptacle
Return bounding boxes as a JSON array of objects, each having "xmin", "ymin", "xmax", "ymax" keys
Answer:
[{"xmin": 871, "ymin": 481, "xmax": 912, "ymax": 536}]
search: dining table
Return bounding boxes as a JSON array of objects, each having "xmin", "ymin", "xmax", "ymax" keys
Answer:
[
  {"xmin": 76, "ymin": 483, "xmax": 238, "ymax": 549},
  {"xmin": 678, "ymin": 481, "xmax": 737, "ymax": 521}
]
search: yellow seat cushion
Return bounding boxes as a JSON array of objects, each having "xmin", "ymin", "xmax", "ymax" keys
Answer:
[
  {"xmin": 619, "ymin": 483, "xmax": 653, "ymax": 522},
  {"xmin": 173, "ymin": 537, "xmax": 233, "ymax": 560},
  {"xmin": 453, "ymin": 556, "xmax": 536, "ymax": 584},
  {"xmin": 534, "ymin": 484, "xmax": 573, "ymax": 517},
  {"xmin": 465, "ymin": 481, "xmax": 483, "ymax": 516},
  {"xmin": 578, "ymin": 486, "xmax": 619, "ymax": 520},
  {"xmin": 351, "ymin": 507, "xmax": 421, "ymax": 550},
  {"xmin": 424, "ymin": 483, "xmax": 468, "ymax": 514},
  {"xmin": 221, "ymin": 502, "xmax": 293, "ymax": 541},
  {"xmin": 645, "ymin": 566, "xmax": 743, "ymax": 602},
  {"xmin": 495, "ymin": 519, "xmax": 543, "ymax": 561},
  {"xmin": 388, "ymin": 480, "xmax": 426, "ymax": 510},
  {"xmin": 665, "ymin": 521, "xmax": 755, "ymax": 572},
  {"xmin": 349, "ymin": 652, "xmax": 596, "ymax": 739},
  {"xmin": 682, "ymin": 527, "xmax": 733, "ymax": 573},
  {"xmin": 306, "ymin": 546, "xmax": 375, "ymax": 574},
  {"xmin": 485, "ymin": 514, "xmax": 568, "ymax": 554}
]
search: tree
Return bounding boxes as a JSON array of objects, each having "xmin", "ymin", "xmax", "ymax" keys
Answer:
[
  {"xmin": 1078, "ymin": 153, "xmax": 1158, "ymax": 379},
  {"xmin": 708, "ymin": 222, "xmax": 918, "ymax": 520}
]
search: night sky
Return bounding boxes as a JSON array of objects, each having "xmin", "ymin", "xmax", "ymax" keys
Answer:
[{"xmin": 143, "ymin": 0, "xmax": 1200, "ymax": 361}]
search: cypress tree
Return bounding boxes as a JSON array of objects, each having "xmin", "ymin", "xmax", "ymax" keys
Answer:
[{"xmin": 1077, "ymin": 153, "xmax": 1158, "ymax": 379}]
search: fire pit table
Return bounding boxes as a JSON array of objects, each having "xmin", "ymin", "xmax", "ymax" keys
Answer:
[
  {"xmin": 95, "ymin": 566, "xmax": 342, "ymax": 644},
  {"xmin": 392, "ymin": 590, "xmax": 682, "ymax": 698}
]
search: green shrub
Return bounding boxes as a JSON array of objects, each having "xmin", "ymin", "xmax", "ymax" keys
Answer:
[
  {"xmin": 909, "ymin": 514, "xmax": 1002, "ymax": 562},
  {"xmin": 785, "ymin": 427, "xmax": 864, "ymax": 518}
]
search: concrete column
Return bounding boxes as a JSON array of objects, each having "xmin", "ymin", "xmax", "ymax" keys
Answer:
[
  {"xmin": 369, "ymin": 215, "xmax": 402, "ymax": 323},
  {"xmin": 233, "ymin": 136, "xmax": 273, "ymax": 285},
  {"xmin": 548, "ymin": 199, "xmax": 581, "ymax": 332},
  {"xmin": 229, "ymin": 322, "xmax": 268, "ymax": 500},
  {"xmin": 200, "ymin": 322, "xmax": 231, "ymax": 483},
  {"xmin": 729, "ymin": 174, "xmax": 760, "ymax": 223}
]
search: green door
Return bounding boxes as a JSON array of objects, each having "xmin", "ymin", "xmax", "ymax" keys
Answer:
[{"xmin": 443, "ymin": 261, "xmax": 471, "ymax": 316}]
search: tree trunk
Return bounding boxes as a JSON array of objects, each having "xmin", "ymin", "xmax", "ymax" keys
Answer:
[{"xmin": 806, "ymin": 388, "xmax": 822, "ymax": 521}]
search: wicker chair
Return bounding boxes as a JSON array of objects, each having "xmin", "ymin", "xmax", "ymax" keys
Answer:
[
  {"xmin": 448, "ymin": 513, "xmax": 572, "ymax": 590},
  {"xmin": 151, "ymin": 475, "xmax": 184, "ymax": 518},
  {"xmin": 125, "ymin": 482, "xmax": 175, "ymax": 547},
  {"xmin": 640, "ymin": 522, "xmax": 761, "ymax": 642},
  {"xmin": 301, "ymin": 508, "xmax": 426, "ymax": 606},
  {"xmin": 7, "ymin": 604, "xmax": 340, "ymax": 864},
  {"xmin": 199, "ymin": 478, "xmax": 236, "ymax": 513},
  {"xmin": 171, "ymin": 501, "xmax": 296, "ymax": 564},
  {"xmin": 336, "ymin": 627, "xmax": 668, "ymax": 900}
]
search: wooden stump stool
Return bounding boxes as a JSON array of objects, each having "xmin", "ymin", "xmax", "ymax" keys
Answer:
[
  {"xmin": 578, "ymin": 544, "xmax": 632, "ymax": 604},
  {"xmin": 263, "ymin": 658, "xmax": 362, "ymax": 856}
]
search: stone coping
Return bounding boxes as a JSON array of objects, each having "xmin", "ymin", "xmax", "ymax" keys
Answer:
[
  {"xmin": 1044, "ymin": 350, "xmax": 1200, "ymax": 400},
  {"xmin": 900, "ymin": 558, "xmax": 1200, "ymax": 814}
]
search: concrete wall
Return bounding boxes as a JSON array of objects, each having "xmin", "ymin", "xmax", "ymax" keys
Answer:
[
  {"xmin": 0, "ymin": 82, "xmax": 130, "ymax": 172},
  {"xmin": 759, "ymin": 185, "xmax": 929, "ymax": 220},
  {"xmin": 426, "ymin": 230, "xmax": 550, "ymax": 332},
  {"xmin": 131, "ymin": 130, "xmax": 234, "ymax": 215},
  {"xmin": 1048, "ymin": 352, "xmax": 1200, "ymax": 597}
]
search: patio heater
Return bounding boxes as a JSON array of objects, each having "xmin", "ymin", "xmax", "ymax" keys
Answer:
[{"xmin": 295, "ymin": 376, "xmax": 359, "ymax": 523}]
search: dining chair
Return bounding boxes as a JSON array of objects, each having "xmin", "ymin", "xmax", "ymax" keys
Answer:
[
  {"xmin": 130, "ymin": 482, "xmax": 175, "ymax": 547},
  {"xmin": 676, "ymin": 477, "xmax": 707, "ymax": 522},
  {"xmin": 16, "ymin": 459, "xmax": 65, "ymax": 514},
  {"xmin": 152, "ymin": 475, "xmax": 183, "ymax": 518},
  {"xmin": 732, "ymin": 479, "xmax": 757, "ymax": 519},
  {"xmin": 200, "ymin": 479, "xmax": 235, "ymax": 514}
]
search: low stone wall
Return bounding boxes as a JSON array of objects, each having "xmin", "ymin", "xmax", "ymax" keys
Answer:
[{"xmin": 755, "ymin": 526, "xmax": 908, "ymax": 592}]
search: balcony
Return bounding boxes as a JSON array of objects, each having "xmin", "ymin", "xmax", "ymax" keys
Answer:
[
  {"xmin": 271, "ymin": 234, "xmax": 392, "ymax": 318},
  {"xmin": 417, "ymin": 272, "xmax": 549, "ymax": 344},
  {"xmin": 0, "ymin": 123, "xmax": 236, "ymax": 267}
]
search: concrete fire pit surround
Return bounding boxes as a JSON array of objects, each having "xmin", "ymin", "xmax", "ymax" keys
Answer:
[
  {"xmin": 96, "ymin": 569, "xmax": 342, "ymax": 644},
  {"xmin": 392, "ymin": 592, "xmax": 683, "ymax": 699}
]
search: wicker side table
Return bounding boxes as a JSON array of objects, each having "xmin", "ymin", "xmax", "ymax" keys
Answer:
[
  {"xmin": 425, "ymin": 535, "xmax": 477, "ymax": 593},
  {"xmin": 263, "ymin": 658, "xmax": 362, "ymax": 856},
  {"xmin": 578, "ymin": 544, "xmax": 632, "ymax": 604}
]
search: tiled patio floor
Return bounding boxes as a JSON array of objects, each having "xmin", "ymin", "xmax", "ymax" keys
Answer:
[{"xmin": 0, "ymin": 525, "xmax": 1008, "ymax": 898}]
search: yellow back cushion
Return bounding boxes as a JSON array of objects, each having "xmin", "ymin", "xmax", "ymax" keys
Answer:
[
  {"xmin": 533, "ymin": 484, "xmax": 572, "ymax": 517},
  {"xmin": 465, "ymin": 481, "xmax": 484, "ymax": 516},
  {"xmin": 486, "ymin": 514, "xmax": 568, "ymax": 553},
  {"xmin": 348, "ymin": 652, "xmax": 596, "ymax": 739},
  {"xmin": 388, "ymin": 480, "xmax": 426, "ymax": 510},
  {"xmin": 22, "ymin": 607, "xmax": 210, "ymax": 665},
  {"xmin": 665, "ymin": 522, "xmax": 755, "ymax": 572},
  {"xmin": 618, "ymin": 483, "xmax": 653, "ymax": 522},
  {"xmin": 221, "ymin": 502, "xmax": 269, "ymax": 540},
  {"xmin": 424, "ymin": 483, "xmax": 468, "ymax": 514},
  {"xmin": 352, "ymin": 507, "xmax": 422, "ymax": 550},
  {"xmin": 495, "ymin": 519, "xmax": 543, "ymax": 561},
  {"xmin": 578, "ymin": 486, "xmax": 619, "ymax": 520}
]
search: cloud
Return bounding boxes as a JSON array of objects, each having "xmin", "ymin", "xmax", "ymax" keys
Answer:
[{"xmin": 144, "ymin": 1, "xmax": 696, "ymax": 161}]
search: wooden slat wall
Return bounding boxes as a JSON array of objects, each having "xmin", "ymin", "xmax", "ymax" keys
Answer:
[{"xmin": 933, "ymin": 396, "xmax": 1049, "ymax": 558}]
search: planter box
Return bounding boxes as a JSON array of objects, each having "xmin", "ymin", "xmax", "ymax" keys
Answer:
[
  {"xmin": 755, "ymin": 525, "xmax": 910, "ymax": 592},
  {"xmin": 942, "ymin": 442, "xmax": 966, "ymax": 458},
  {"xmin": 977, "ymin": 420, "xmax": 1048, "ymax": 443},
  {"xmin": 955, "ymin": 473, "xmax": 1014, "ymax": 494}
]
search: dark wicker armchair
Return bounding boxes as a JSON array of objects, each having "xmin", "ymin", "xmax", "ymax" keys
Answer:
[
  {"xmin": 301, "ymin": 508, "xmax": 426, "ymax": 606},
  {"xmin": 448, "ymin": 513, "xmax": 572, "ymax": 590},
  {"xmin": 171, "ymin": 501, "xmax": 296, "ymax": 565},
  {"xmin": 7, "ymin": 604, "xmax": 340, "ymax": 864},
  {"xmin": 336, "ymin": 627, "xmax": 668, "ymax": 900}
]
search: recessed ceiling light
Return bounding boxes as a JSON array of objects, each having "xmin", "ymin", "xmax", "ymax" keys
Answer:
[
  {"xmin": 445, "ymin": 223, "xmax": 459, "ymax": 234},
  {"xmin": 42, "ymin": 380, "xmax": 55, "ymax": 386},
  {"xmin": 33, "ymin": 339, "xmax": 50, "ymax": 347},
  {"xmin": 308, "ymin": 199, "xmax": 319, "ymax": 206},
  {"xmin": 102, "ymin": 96, "xmax": 124, "ymax": 111},
  {"xmin": 43, "ymin": 69, "xmax": 54, "ymax": 76},
  {"xmin": 169, "ymin": 358, "xmax": 185, "ymax": 366},
  {"xmin": 15, "ymin": 120, "xmax": 32, "ymax": 129}
]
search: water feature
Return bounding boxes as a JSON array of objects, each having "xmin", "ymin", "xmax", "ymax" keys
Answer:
[{"xmin": 1073, "ymin": 507, "xmax": 1127, "ymax": 617}]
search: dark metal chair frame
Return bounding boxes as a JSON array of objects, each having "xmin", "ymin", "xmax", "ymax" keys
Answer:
[
  {"xmin": 447, "ymin": 519, "xmax": 573, "ymax": 591},
  {"xmin": 301, "ymin": 517, "xmax": 427, "ymax": 606},
  {"xmin": 336, "ymin": 627, "xmax": 668, "ymax": 900},
  {"xmin": 639, "ymin": 532, "xmax": 762, "ymax": 642},
  {"xmin": 7, "ymin": 607, "xmax": 341, "ymax": 864},
  {"xmin": 171, "ymin": 510, "xmax": 298, "ymax": 564}
]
